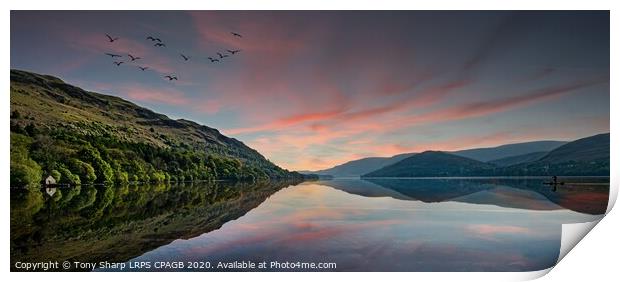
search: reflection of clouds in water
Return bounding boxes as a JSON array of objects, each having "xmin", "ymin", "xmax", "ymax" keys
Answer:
[
  {"xmin": 132, "ymin": 179, "xmax": 606, "ymax": 271},
  {"xmin": 286, "ymin": 207, "xmax": 352, "ymax": 221},
  {"xmin": 467, "ymin": 224, "xmax": 532, "ymax": 236},
  {"xmin": 464, "ymin": 224, "xmax": 535, "ymax": 243}
]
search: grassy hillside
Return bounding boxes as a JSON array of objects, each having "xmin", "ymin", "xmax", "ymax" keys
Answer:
[
  {"xmin": 499, "ymin": 133, "xmax": 610, "ymax": 176},
  {"xmin": 363, "ymin": 151, "xmax": 495, "ymax": 177},
  {"xmin": 488, "ymin": 151, "xmax": 549, "ymax": 167},
  {"xmin": 10, "ymin": 69, "xmax": 301, "ymax": 187},
  {"xmin": 451, "ymin": 141, "xmax": 567, "ymax": 162},
  {"xmin": 538, "ymin": 133, "xmax": 609, "ymax": 163}
]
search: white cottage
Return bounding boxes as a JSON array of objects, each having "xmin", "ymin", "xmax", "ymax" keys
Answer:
[{"xmin": 44, "ymin": 175, "xmax": 56, "ymax": 186}]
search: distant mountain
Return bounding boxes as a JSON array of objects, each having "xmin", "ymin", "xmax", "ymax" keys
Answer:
[
  {"xmin": 363, "ymin": 151, "xmax": 495, "ymax": 177},
  {"xmin": 361, "ymin": 133, "xmax": 609, "ymax": 177},
  {"xmin": 310, "ymin": 140, "xmax": 566, "ymax": 177},
  {"xmin": 451, "ymin": 141, "xmax": 567, "ymax": 162},
  {"xmin": 488, "ymin": 151, "xmax": 549, "ymax": 167},
  {"xmin": 311, "ymin": 153, "xmax": 415, "ymax": 177},
  {"xmin": 501, "ymin": 133, "xmax": 610, "ymax": 176},
  {"xmin": 537, "ymin": 133, "xmax": 609, "ymax": 163}
]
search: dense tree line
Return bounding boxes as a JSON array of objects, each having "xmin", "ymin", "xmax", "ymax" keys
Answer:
[{"xmin": 10, "ymin": 120, "xmax": 302, "ymax": 187}]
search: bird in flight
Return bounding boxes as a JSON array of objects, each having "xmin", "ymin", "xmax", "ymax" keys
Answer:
[
  {"xmin": 227, "ymin": 49, "xmax": 241, "ymax": 55},
  {"xmin": 128, "ymin": 54, "xmax": 142, "ymax": 61},
  {"xmin": 217, "ymin": 52, "xmax": 229, "ymax": 59},
  {"xmin": 138, "ymin": 66, "xmax": 149, "ymax": 71},
  {"xmin": 164, "ymin": 75, "xmax": 178, "ymax": 80},
  {"xmin": 113, "ymin": 61, "xmax": 124, "ymax": 66},
  {"xmin": 154, "ymin": 43, "xmax": 166, "ymax": 47},
  {"xmin": 105, "ymin": 53, "xmax": 123, "ymax": 58},
  {"xmin": 208, "ymin": 57, "xmax": 220, "ymax": 63},
  {"xmin": 147, "ymin": 36, "xmax": 162, "ymax": 42},
  {"xmin": 231, "ymin": 32, "xmax": 242, "ymax": 38},
  {"xmin": 105, "ymin": 34, "xmax": 119, "ymax": 42},
  {"xmin": 180, "ymin": 54, "xmax": 190, "ymax": 61}
]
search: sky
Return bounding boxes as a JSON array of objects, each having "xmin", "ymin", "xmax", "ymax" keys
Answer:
[{"xmin": 10, "ymin": 11, "xmax": 610, "ymax": 171}]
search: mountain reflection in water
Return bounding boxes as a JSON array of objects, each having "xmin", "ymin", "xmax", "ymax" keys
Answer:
[
  {"xmin": 340, "ymin": 177, "xmax": 609, "ymax": 215},
  {"xmin": 11, "ymin": 180, "xmax": 299, "ymax": 270},
  {"xmin": 11, "ymin": 177, "xmax": 609, "ymax": 272}
]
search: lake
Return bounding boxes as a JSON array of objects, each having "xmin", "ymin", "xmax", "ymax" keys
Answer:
[{"xmin": 10, "ymin": 177, "xmax": 609, "ymax": 272}]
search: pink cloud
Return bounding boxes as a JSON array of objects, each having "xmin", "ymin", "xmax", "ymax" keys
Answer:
[
  {"xmin": 224, "ymin": 77, "xmax": 472, "ymax": 136},
  {"xmin": 389, "ymin": 78, "xmax": 607, "ymax": 131},
  {"xmin": 189, "ymin": 11, "xmax": 318, "ymax": 57},
  {"xmin": 226, "ymin": 108, "xmax": 347, "ymax": 135},
  {"xmin": 121, "ymin": 85, "xmax": 190, "ymax": 106},
  {"xmin": 107, "ymin": 84, "xmax": 223, "ymax": 115}
]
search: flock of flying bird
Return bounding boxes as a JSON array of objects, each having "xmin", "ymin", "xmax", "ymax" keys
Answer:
[{"xmin": 103, "ymin": 32, "xmax": 243, "ymax": 81}]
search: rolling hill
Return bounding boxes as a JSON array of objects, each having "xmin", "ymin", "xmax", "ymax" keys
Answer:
[
  {"xmin": 363, "ymin": 151, "xmax": 495, "ymax": 177},
  {"xmin": 488, "ymin": 151, "xmax": 549, "ymax": 167},
  {"xmin": 362, "ymin": 133, "xmax": 609, "ymax": 177},
  {"xmin": 309, "ymin": 153, "xmax": 415, "ymax": 177},
  {"xmin": 310, "ymin": 140, "xmax": 566, "ymax": 177},
  {"xmin": 10, "ymin": 69, "xmax": 301, "ymax": 187},
  {"xmin": 500, "ymin": 133, "xmax": 610, "ymax": 176},
  {"xmin": 450, "ymin": 141, "xmax": 567, "ymax": 162},
  {"xmin": 537, "ymin": 133, "xmax": 609, "ymax": 163}
]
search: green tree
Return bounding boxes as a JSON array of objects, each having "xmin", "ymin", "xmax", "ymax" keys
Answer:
[
  {"xmin": 10, "ymin": 133, "xmax": 42, "ymax": 187},
  {"xmin": 50, "ymin": 169, "xmax": 62, "ymax": 183},
  {"xmin": 58, "ymin": 166, "xmax": 81, "ymax": 185},
  {"xmin": 71, "ymin": 159, "xmax": 97, "ymax": 184},
  {"xmin": 79, "ymin": 147, "xmax": 114, "ymax": 184}
]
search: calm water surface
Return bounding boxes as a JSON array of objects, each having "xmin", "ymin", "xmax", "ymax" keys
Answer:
[{"xmin": 11, "ymin": 178, "xmax": 609, "ymax": 271}]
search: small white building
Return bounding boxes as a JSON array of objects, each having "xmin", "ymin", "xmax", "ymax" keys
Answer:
[{"xmin": 44, "ymin": 175, "xmax": 56, "ymax": 185}]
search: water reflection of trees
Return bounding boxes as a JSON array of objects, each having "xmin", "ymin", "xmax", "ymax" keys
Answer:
[{"xmin": 11, "ymin": 180, "xmax": 300, "ymax": 270}]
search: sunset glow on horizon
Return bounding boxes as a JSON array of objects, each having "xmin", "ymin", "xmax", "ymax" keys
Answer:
[{"xmin": 11, "ymin": 11, "xmax": 610, "ymax": 171}]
